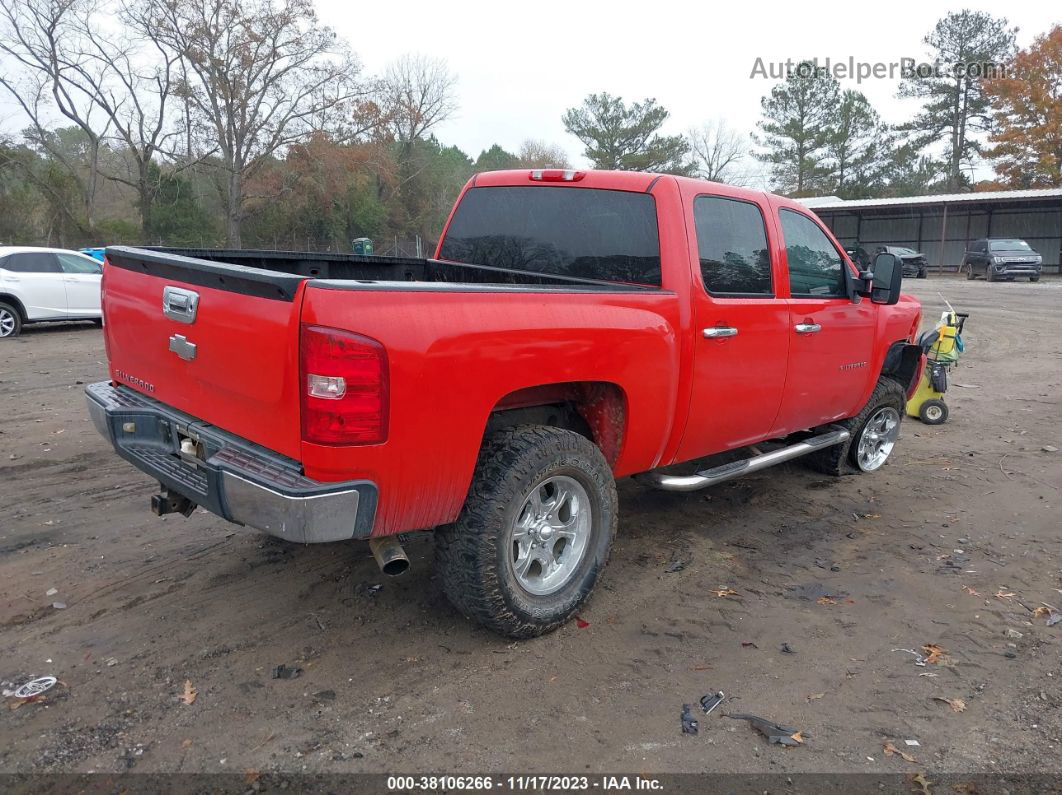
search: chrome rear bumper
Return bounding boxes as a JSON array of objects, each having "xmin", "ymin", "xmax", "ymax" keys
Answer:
[{"xmin": 86, "ymin": 382, "xmax": 377, "ymax": 543}]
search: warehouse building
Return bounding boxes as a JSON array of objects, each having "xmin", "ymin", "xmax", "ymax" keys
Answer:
[{"xmin": 801, "ymin": 188, "xmax": 1062, "ymax": 274}]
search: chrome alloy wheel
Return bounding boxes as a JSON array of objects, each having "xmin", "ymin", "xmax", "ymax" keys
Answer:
[
  {"xmin": 0, "ymin": 307, "xmax": 15, "ymax": 337},
  {"xmin": 508, "ymin": 475, "xmax": 592, "ymax": 596},
  {"xmin": 856, "ymin": 406, "xmax": 900, "ymax": 471}
]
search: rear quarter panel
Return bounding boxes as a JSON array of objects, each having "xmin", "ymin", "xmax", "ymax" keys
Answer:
[{"xmin": 300, "ymin": 285, "xmax": 682, "ymax": 535}]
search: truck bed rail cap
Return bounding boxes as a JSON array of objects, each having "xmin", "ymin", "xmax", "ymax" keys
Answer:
[{"xmin": 105, "ymin": 246, "xmax": 305, "ymax": 302}]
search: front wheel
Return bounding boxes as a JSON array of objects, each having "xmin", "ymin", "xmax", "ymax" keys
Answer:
[
  {"xmin": 917, "ymin": 269, "xmax": 928, "ymax": 279},
  {"xmin": 805, "ymin": 378, "xmax": 905, "ymax": 475},
  {"xmin": 435, "ymin": 426, "xmax": 617, "ymax": 638},
  {"xmin": 1030, "ymin": 276, "xmax": 1040, "ymax": 283}
]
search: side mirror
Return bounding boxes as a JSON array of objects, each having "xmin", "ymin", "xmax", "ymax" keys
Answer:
[{"xmin": 870, "ymin": 253, "xmax": 903, "ymax": 305}]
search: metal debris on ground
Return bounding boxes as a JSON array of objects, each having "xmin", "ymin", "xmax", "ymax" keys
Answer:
[
  {"xmin": 680, "ymin": 704, "xmax": 699, "ymax": 735},
  {"xmin": 271, "ymin": 665, "xmax": 302, "ymax": 680},
  {"xmin": 13, "ymin": 676, "xmax": 58, "ymax": 700},
  {"xmin": 52, "ymin": 602, "xmax": 67, "ymax": 610},
  {"xmin": 699, "ymin": 691, "xmax": 724, "ymax": 715},
  {"xmin": 892, "ymin": 648, "xmax": 927, "ymax": 667},
  {"xmin": 727, "ymin": 713, "xmax": 805, "ymax": 746},
  {"xmin": 781, "ymin": 643, "xmax": 796, "ymax": 654}
]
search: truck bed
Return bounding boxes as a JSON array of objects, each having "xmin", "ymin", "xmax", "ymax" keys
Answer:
[{"xmin": 128, "ymin": 247, "xmax": 656, "ymax": 291}]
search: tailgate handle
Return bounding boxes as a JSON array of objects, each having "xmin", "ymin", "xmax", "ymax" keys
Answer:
[{"xmin": 163, "ymin": 286, "xmax": 199, "ymax": 324}]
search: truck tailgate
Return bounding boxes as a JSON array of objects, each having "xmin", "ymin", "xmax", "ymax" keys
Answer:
[{"xmin": 102, "ymin": 247, "xmax": 307, "ymax": 459}]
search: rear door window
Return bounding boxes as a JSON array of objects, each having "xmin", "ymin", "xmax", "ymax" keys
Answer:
[
  {"xmin": 439, "ymin": 186, "xmax": 661, "ymax": 285},
  {"xmin": 3, "ymin": 252, "xmax": 61, "ymax": 273},
  {"xmin": 694, "ymin": 196, "xmax": 772, "ymax": 295},
  {"xmin": 779, "ymin": 210, "xmax": 847, "ymax": 298}
]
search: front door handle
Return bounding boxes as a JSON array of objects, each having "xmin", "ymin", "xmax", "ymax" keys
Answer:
[
  {"xmin": 795, "ymin": 323, "xmax": 822, "ymax": 334},
  {"xmin": 703, "ymin": 327, "xmax": 738, "ymax": 339}
]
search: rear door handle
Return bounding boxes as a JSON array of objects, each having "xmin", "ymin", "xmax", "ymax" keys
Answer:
[
  {"xmin": 795, "ymin": 323, "xmax": 822, "ymax": 334},
  {"xmin": 703, "ymin": 327, "xmax": 738, "ymax": 339}
]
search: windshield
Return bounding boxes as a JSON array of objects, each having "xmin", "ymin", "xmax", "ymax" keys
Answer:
[
  {"xmin": 438, "ymin": 186, "xmax": 661, "ymax": 285},
  {"xmin": 990, "ymin": 239, "xmax": 1033, "ymax": 252}
]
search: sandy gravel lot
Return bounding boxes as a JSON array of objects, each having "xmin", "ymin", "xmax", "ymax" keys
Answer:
[{"xmin": 1, "ymin": 276, "xmax": 1060, "ymax": 781}]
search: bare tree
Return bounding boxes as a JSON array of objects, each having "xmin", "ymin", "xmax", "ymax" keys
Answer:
[
  {"xmin": 0, "ymin": 0, "xmax": 109, "ymax": 231},
  {"xmin": 379, "ymin": 54, "xmax": 458, "ymax": 143},
  {"xmin": 689, "ymin": 120, "xmax": 750, "ymax": 184},
  {"xmin": 517, "ymin": 139, "xmax": 571, "ymax": 169},
  {"xmin": 48, "ymin": 0, "xmax": 190, "ymax": 238},
  {"xmin": 143, "ymin": 0, "xmax": 367, "ymax": 247}
]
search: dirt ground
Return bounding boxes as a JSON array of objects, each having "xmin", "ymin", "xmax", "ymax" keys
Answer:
[{"xmin": 1, "ymin": 276, "xmax": 1060, "ymax": 780}]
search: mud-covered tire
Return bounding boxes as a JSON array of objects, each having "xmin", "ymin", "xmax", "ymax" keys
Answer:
[
  {"xmin": 0, "ymin": 301, "xmax": 22, "ymax": 338},
  {"xmin": 434, "ymin": 425, "xmax": 617, "ymax": 638},
  {"xmin": 805, "ymin": 378, "xmax": 906, "ymax": 476}
]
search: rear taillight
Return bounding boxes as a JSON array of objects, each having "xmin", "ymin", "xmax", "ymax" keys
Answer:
[{"xmin": 300, "ymin": 325, "xmax": 388, "ymax": 445}]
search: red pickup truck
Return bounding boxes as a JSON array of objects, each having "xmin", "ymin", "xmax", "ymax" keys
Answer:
[{"xmin": 87, "ymin": 169, "xmax": 923, "ymax": 637}]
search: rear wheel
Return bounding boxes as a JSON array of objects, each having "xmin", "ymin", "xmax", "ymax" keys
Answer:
[
  {"xmin": 917, "ymin": 268, "xmax": 928, "ymax": 279},
  {"xmin": 805, "ymin": 378, "xmax": 905, "ymax": 475},
  {"xmin": 0, "ymin": 302, "xmax": 22, "ymax": 338},
  {"xmin": 1030, "ymin": 276, "xmax": 1040, "ymax": 283},
  {"xmin": 918, "ymin": 399, "xmax": 948, "ymax": 425},
  {"xmin": 435, "ymin": 426, "xmax": 617, "ymax": 638},
  {"xmin": 964, "ymin": 263, "xmax": 976, "ymax": 280}
]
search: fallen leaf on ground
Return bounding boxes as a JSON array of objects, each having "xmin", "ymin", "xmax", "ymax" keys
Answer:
[
  {"xmin": 862, "ymin": 513, "xmax": 881, "ymax": 519},
  {"xmin": 883, "ymin": 742, "xmax": 917, "ymax": 763},
  {"xmin": 933, "ymin": 696, "xmax": 965, "ymax": 712},
  {"xmin": 962, "ymin": 586, "xmax": 980, "ymax": 597},
  {"xmin": 181, "ymin": 680, "xmax": 197, "ymax": 706},
  {"xmin": 712, "ymin": 588, "xmax": 738, "ymax": 598},
  {"xmin": 912, "ymin": 772, "xmax": 932, "ymax": 795},
  {"xmin": 181, "ymin": 739, "xmax": 192, "ymax": 749},
  {"xmin": 788, "ymin": 731, "xmax": 805, "ymax": 745},
  {"xmin": 806, "ymin": 692, "xmax": 825, "ymax": 702},
  {"xmin": 244, "ymin": 770, "xmax": 260, "ymax": 785},
  {"xmin": 921, "ymin": 644, "xmax": 950, "ymax": 665},
  {"xmin": 1033, "ymin": 606, "xmax": 1051, "ymax": 619},
  {"xmin": 575, "ymin": 616, "xmax": 589, "ymax": 628},
  {"xmin": 816, "ymin": 596, "xmax": 837, "ymax": 605},
  {"xmin": 994, "ymin": 590, "xmax": 1016, "ymax": 600}
]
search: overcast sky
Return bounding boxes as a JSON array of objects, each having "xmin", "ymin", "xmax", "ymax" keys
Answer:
[
  {"xmin": 2, "ymin": 1, "xmax": 1057, "ymax": 186},
  {"xmin": 321, "ymin": 0, "xmax": 1059, "ymax": 183}
]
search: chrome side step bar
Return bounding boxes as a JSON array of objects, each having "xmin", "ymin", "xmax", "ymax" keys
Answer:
[{"xmin": 640, "ymin": 429, "xmax": 851, "ymax": 492}]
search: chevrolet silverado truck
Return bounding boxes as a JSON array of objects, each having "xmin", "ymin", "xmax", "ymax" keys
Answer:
[{"xmin": 86, "ymin": 169, "xmax": 923, "ymax": 637}]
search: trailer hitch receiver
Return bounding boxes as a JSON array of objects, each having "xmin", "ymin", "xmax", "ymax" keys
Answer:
[{"xmin": 151, "ymin": 488, "xmax": 198, "ymax": 518}]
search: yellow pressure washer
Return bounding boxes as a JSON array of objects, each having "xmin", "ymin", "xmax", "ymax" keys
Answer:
[{"xmin": 907, "ymin": 308, "xmax": 969, "ymax": 425}]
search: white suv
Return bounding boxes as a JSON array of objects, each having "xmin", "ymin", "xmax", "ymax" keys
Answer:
[{"xmin": 0, "ymin": 247, "xmax": 103, "ymax": 338}]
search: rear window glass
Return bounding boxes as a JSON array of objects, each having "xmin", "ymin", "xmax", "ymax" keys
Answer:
[{"xmin": 438, "ymin": 186, "xmax": 661, "ymax": 286}]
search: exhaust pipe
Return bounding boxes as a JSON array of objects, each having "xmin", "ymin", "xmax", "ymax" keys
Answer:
[{"xmin": 369, "ymin": 536, "xmax": 410, "ymax": 576}]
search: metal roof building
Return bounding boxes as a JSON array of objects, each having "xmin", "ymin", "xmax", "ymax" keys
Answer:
[{"xmin": 799, "ymin": 188, "xmax": 1062, "ymax": 273}]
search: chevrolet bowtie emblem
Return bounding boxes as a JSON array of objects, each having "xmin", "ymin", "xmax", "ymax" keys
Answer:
[{"xmin": 168, "ymin": 334, "xmax": 197, "ymax": 361}]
